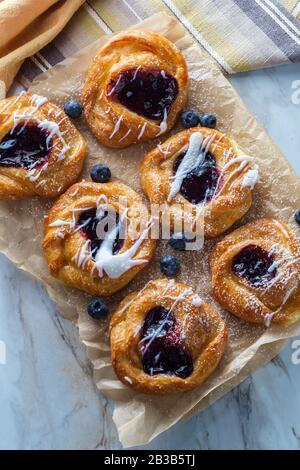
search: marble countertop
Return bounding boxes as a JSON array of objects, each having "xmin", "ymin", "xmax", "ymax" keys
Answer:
[{"xmin": 0, "ymin": 63, "xmax": 300, "ymax": 450}]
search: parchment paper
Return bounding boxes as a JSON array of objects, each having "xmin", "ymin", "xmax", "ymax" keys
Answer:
[{"xmin": 1, "ymin": 13, "xmax": 300, "ymax": 447}]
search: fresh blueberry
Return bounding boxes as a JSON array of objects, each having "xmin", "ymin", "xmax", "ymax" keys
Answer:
[
  {"xmin": 63, "ymin": 99, "xmax": 83, "ymax": 118},
  {"xmin": 90, "ymin": 163, "xmax": 111, "ymax": 183},
  {"xmin": 199, "ymin": 113, "xmax": 217, "ymax": 129},
  {"xmin": 87, "ymin": 297, "xmax": 109, "ymax": 320},
  {"xmin": 160, "ymin": 255, "xmax": 181, "ymax": 276},
  {"xmin": 294, "ymin": 209, "xmax": 300, "ymax": 225},
  {"xmin": 180, "ymin": 110, "xmax": 200, "ymax": 129},
  {"xmin": 168, "ymin": 233, "xmax": 186, "ymax": 251}
]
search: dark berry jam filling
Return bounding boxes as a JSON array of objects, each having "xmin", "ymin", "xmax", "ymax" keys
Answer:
[
  {"xmin": 140, "ymin": 306, "xmax": 193, "ymax": 379},
  {"xmin": 173, "ymin": 150, "xmax": 221, "ymax": 205},
  {"xmin": 232, "ymin": 244, "xmax": 277, "ymax": 287},
  {"xmin": 77, "ymin": 208, "xmax": 123, "ymax": 258},
  {"xmin": 107, "ymin": 67, "xmax": 178, "ymax": 120},
  {"xmin": 0, "ymin": 123, "xmax": 51, "ymax": 170}
]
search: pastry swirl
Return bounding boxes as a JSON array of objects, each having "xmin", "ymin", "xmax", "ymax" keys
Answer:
[
  {"xmin": 82, "ymin": 30, "xmax": 189, "ymax": 148},
  {"xmin": 140, "ymin": 127, "xmax": 259, "ymax": 238},
  {"xmin": 110, "ymin": 278, "xmax": 228, "ymax": 394},
  {"xmin": 211, "ymin": 218, "xmax": 300, "ymax": 326},
  {"xmin": 43, "ymin": 181, "xmax": 157, "ymax": 296},
  {"xmin": 0, "ymin": 93, "xmax": 86, "ymax": 199}
]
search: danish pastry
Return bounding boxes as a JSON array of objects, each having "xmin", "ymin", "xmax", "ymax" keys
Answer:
[
  {"xmin": 140, "ymin": 127, "xmax": 259, "ymax": 238},
  {"xmin": 0, "ymin": 92, "xmax": 86, "ymax": 200},
  {"xmin": 211, "ymin": 218, "xmax": 300, "ymax": 326},
  {"xmin": 110, "ymin": 278, "xmax": 228, "ymax": 394},
  {"xmin": 82, "ymin": 30, "xmax": 188, "ymax": 149},
  {"xmin": 43, "ymin": 181, "xmax": 156, "ymax": 296}
]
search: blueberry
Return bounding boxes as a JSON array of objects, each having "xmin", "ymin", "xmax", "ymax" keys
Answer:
[
  {"xmin": 160, "ymin": 255, "xmax": 181, "ymax": 276},
  {"xmin": 91, "ymin": 163, "xmax": 111, "ymax": 183},
  {"xmin": 294, "ymin": 209, "xmax": 300, "ymax": 225},
  {"xmin": 199, "ymin": 113, "xmax": 217, "ymax": 129},
  {"xmin": 180, "ymin": 110, "xmax": 200, "ymax": 129},
  {"xmin": 168, "ymin": 233, "xmax": 186, "ymax": 251},
  {"xmin": 87, "ymin": 297, "xmax": 109, "ymax": 320},
  {"xmin": 64, "ymin": 99, "xmax": 83, "ymax": 118}
]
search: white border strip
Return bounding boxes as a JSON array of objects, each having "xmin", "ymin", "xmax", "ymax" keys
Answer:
[
  {"xmin": 84, "ymin": 2, "xmax": 112, "ymax": 33},
  {"xmin": 122, "ymin": 0, "xmax": 143, "ymax": 21},
  {"xmin": 292, "ymin": 1, "xmax": 300, "ymax": 18},
  {"xmin": 36, "ymin": 52, "xmax": 52, "ymax": 70},
  {"xmin": 256, "ymin": 0, "xmax": 300, "ymax": 45},
  {"xmin": 262, "ymin": 0, "xmax": 300, "ymax": 35},
  {"xmin": 31, "ymin": 56, "xmax": 47, "ymax": 73}
]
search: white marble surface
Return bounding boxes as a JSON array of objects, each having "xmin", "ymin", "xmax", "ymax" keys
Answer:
[{"xmin": 1, "ymin": 62, "xmax": 300, "ymax": 450}]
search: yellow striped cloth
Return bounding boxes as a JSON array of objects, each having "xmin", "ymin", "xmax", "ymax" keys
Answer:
[{"xmin": 8, "ymin": 0, "xmax": 300, "ymax": 90}]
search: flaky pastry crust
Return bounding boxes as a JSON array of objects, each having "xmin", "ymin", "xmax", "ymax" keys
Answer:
[
  {"xmin": 211, "ymin": 218, "xmax": 300, "ymax": 326},
  {"xmin": 140, "ymin": 127, "xmax": 257, "ymax": 238},
  {"xmin": 43, "ymin": 181, "xmax": 157, "ymax": 296},
  {"xmin": 82, "ymin": 30, "xmax": 188, "ymax": 148},
  {"xmin": 110, "ymin": 278, "xmax": 228, "ymax": 395},
  {"xmin": 0, "ymin": 93, "xmax": 86, "ymax": 200}
]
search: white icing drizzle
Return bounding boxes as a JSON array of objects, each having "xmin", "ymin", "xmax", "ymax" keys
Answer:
[
  {"xmin": 68, "ymin": 188, "xmax": 79, "ymax": 198},
  {"xmin": 119, "ymin": 129, "xmax": 132, "ymax": 142},
  {"xmin": 49, "ymin": 205, "xmax": 94, "ymax": 233},
  {"xmin": 212, "ymin": 155, "xmax": 255, "ymax": 199},
  {"xmin": 72, "ymin": 240, "xmax": 93, "ymax": 269},
  {"xmin": 267, "ymin": 246, "xmax": 293, "ymax": 274},
  {"xmin": 192, "ymin": 294, "xmax": 202, "ymax": 307},
  {"xmin": 38, "ymin": 119, "xmax": 70, "ymax": 160},
  {"xmin": 264, "ymin": 281, "xmax": 298, "ymax": 328},
  {"xmin": 106, "ymin": 75, "xmax": 122, "ymax": 97},
  {"xmin": 141, "ymin": 284, "xmax": 194, "ymax": 348},
  {"xmin": 0, "ymin": 91, "xmax": 26, "ymax": 113},
  {"xmin": 168, "ymin": 132, "xmax": 203, "ymax": 202},
  {"xmin": 131, "ymin": 65, "xmax": 141, "ymax": 81},
  {"xmin": 223, "ymin": 147, "xmax": 233, "ymax": 162},
  {"xmin": 167, "ymin": 130, "xmax": 258, "ymax": 207},
  {"xmin": 96, "ymin": 194, "xmax": 108, "ymax": 218},
  {"xmin": 36, "ymin": 179, "xmax": 47, "ymax": 188},
  {"xmin": 30, "ymin": 94, "xmax": 48, "ymax": 108},
  {"xmin": 28, "ymin": 163, "xmax": 48, "ymax": 182},
  {"xmin": 260, "ymin": 241, "xmax": 300, "ymax": 327},
  {"xmin": 157, "ymin": 142, "xmax": 172, "ymax": 156},
  {"xmin": 65, "ymin": 195, "xmax": 151, "ymax": 279},
  {"xmin": 264, "ymin": 313, "xmax": 273, "ymax": 328},
  {"xmin": 109, "ymin": 114, "xmax": 123, "ymax": 139},
  {"xmin": 156, "ymin": 108, "xmax": 168, "ymax": 136},
  {"xmin": 211, "ymin": 134, "xmax": 224, "ymax": 153},
  {"xmin": 118, "ymin": 281, "xmax": 153, "ymax": 316},
  {"xmin": 94, "ymin": 217, "xmax": 151, "ymax": 279},
  {"xmin": 49, "ymin": 219, "xmax": 74, "ymax": 228},
  {"xmin": 137, "ymin": 122, "xmax": 147, "ymax": 140},
  {"xmin": 161, "ymin": 70, "xmax": 167, "ymax": 79},
  {"xmin": 123, "ymin": 376, "xmax": 133, "ymax": 384},
  {"xmin": 2, "ymin": 93, "xmax": 70, "ymax": 186},
  {"xmin": 241, "ymin": 165, "xmax": 260, "ymax": 189}
]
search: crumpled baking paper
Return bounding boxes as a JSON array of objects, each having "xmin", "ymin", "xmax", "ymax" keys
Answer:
[{"xmin": 0, "ymin": 13, "xmax": 299, "ymax": 447}]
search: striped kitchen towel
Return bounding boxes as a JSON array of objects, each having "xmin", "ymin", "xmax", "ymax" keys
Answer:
[{"xmin": 4, "ymin": 0, "xmax": 300, "ymax": 95}]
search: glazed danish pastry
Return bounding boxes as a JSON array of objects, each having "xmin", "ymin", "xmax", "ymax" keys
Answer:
[
  {"xmin": 140, "ymin": 127, "xmax": 259, "ymax": 238},
  {"xmin": 0, "ymin": 93, "xmax": 86, "ymax": 200},
  {"xmin": 82, "ymin": 30, "xmax": 188, "ymax": 149},
  {"xmin": 110, "ymin": 278, "xmax": 228, "ymax": 395},
  {"xmin": 211, "ymin": 218, "xmax": 300, "ymax": 326},
  {"xmin": 43, "ymin": 181, "xmax": 156, "ymax": 296}
]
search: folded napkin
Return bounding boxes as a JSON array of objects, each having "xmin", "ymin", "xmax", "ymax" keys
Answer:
[
  {"xmin": 161, "ymin": 0, "xmax": 300, "ymax": 73},
  {"xmin": 0, "ymin": 0, "xmax": 84, "ymax": 98},
  {"xmin": 1, "ymin": 0, "xmax": 300, "ymax": 97}
]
